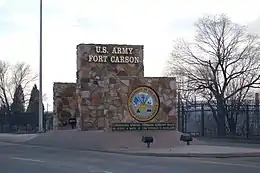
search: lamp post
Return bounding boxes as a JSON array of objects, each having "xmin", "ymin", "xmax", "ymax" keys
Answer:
[
  {"xmin": 47, "ymin": 103, "xmax": 49, "ymax": 113},
  {"xmin": 38, "ymin": 0, "xmax": 43, "ymax": 132}
]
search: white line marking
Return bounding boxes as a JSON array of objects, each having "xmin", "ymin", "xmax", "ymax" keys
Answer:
[
  {"xmin": 0, "ymin": 142, "xmax": 20, "ymax": 146},
  {"xmin": 103, "ymin": 171, "xmax": 113, "ymax": 173},
  {"xmin": 86, "ymin": 166, "xmax": 114, "ymax": 173},
  {"xmin": 10, "ymin": 157, "xmax": 44, "ymax": 163}
]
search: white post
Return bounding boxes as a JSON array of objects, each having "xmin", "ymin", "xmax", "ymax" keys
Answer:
[{"xmin": 39, "ymin": 0, "xmax": 43, "ymax": 132}]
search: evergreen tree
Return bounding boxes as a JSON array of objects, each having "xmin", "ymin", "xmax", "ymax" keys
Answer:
[
  {"xmin": 27, "ymin": 84, "xmax": 44, "ymax": 113},
  {"xmin": 10, "ymin": 84, "xmax": 25, "ymax": 113},
  {"xmin": 0, "ymin": 105, "xmax": 8, "ymax": 115}
]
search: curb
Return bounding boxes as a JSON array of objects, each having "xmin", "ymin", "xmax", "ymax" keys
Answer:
[
  {"xmin": 1, "ymin": 140, "xmax": 260, "ymax": 158},
  {"xmin": 106, "ymin": 151, "xmax": 260, "ymax": 158}
]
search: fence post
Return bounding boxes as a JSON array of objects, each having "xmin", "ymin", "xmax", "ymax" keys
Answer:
[
  {"xmin": 181, "ymin": 102, "xmax": 185, "ymax": 133},
  {"xmin": 201, "ymin": 104, "xmax": 205, "ymax": 137},
  {"xmin": 246, "ymin": 104, "xmax": 250, "ymax": 139},
  {"xmin": 255, "ymin": 93, "xmax": 259, "ymax": 135},
  {"xmin": 177, "ymin": 92, "xmax": 181, "ymax": 131}
]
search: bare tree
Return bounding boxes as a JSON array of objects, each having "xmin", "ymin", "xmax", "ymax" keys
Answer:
[
  {"xmin": 0, "ymin": 61, "xmax": 11, "ymax": 112},
  {"xmin": 166, "ymin": 14, "xmax": 260, "ymax": 136},
  {"xmin": 0, "ymin": 60, "xmax": 38, "ymax": 114}
]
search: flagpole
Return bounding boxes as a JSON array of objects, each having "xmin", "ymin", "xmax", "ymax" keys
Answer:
[{"xmin": 39, "ymin": 0, "xmax": 43, "ymax": 132}]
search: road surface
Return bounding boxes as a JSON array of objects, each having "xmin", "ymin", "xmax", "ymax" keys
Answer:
[{"xmin": 0, "ymin": 142, "xmax": 259, "ymax": 173}]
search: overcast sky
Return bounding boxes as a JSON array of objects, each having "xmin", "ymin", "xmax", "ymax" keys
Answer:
[{"xmin": 0, "ymin": 0, "xmax": 260, "ymax": 110}]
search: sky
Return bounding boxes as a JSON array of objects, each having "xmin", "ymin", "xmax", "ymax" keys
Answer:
[{"xmin": 0, "ymin": 0, "xmax": 260, "ymax": 111}]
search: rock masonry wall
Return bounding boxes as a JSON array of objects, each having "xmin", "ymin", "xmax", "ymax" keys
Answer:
[
  {"xmin": 53, "ymin": 83, "xmax": 79, "ymax": 130},
  {"xmin": 53, "ymin": 43, "xmax": 177, "ymax": 130},
  {"xmin": 78, "ymin": 76, "xmax": 177, "ymax": 130}
]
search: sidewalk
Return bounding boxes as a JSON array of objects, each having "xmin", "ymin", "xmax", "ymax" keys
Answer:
[
  {"xmin": 0, "ymin": 133, "xmax": 39, "ymax": 143},
  {"xmin": 198, "ymin": 137, "xmax": 260, "ymax": 144},
  {"xmin": 103, "ymin": 145, "xmax": 260, "ymax": 158}
]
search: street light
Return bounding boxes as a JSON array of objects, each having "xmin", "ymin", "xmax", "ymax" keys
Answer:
[{"xmin": 38, "ymin": 0, "xmax": 43, "ymax": 132}]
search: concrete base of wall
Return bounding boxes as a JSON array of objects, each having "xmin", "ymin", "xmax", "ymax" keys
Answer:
[{"xmin": 25, "ymin": 130, "xmax": 204, "ymax": 151}]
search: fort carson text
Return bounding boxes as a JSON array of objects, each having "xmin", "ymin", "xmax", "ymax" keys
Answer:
[{"xmin": 88, "ymin": 45, "xmax": 140, "ymax": 64}]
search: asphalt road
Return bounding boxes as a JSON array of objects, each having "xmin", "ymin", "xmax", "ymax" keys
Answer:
[{"xmin": 0, "ymin": 142, "xmax": 260, "ymax": 173}]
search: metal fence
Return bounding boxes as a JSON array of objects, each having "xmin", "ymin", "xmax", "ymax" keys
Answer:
[
  {"xmin": 0, "ymin": 112, "xmax": 53, "ymax": 133},
  {"xmin": 178, "ymin": 102, "xmax": 260, "ymax": 138}
]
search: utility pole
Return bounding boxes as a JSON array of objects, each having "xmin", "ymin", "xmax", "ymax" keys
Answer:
[{"xmin": 38, "ymin": 0, "xmax": 43, "ymax": 132}]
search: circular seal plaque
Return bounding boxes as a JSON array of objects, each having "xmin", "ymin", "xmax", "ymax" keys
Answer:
[{"xmin": 127, "ymin": 86, "xmax": 160, "ymax": 122}]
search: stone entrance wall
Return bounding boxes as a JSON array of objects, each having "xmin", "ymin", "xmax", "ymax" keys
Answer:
[
  {"xmin": 53, "ymin": 83, "xmax": 79, "ymax": 130},
  {"xmin": 53, "ymin": 43, "xmax": 177, "ymax": 130},
  {"xmin": 78, "ymin": 76, "xmax": 177, "ymax": 130}
]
